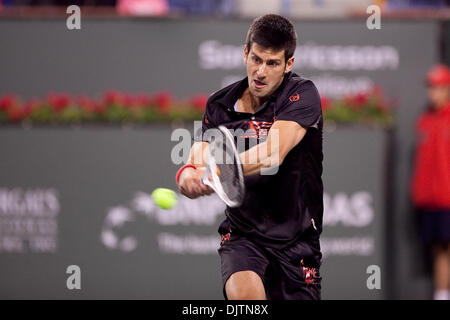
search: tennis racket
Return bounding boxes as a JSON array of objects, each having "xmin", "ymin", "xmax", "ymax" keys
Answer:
[{"xmin": 201, "ymin": 125, "xmax": 245, "ymax": 207}]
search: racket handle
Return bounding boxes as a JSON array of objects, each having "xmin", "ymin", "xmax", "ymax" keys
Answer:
[
  {"xmin": 201, "ymin": 172, "xmax": 215, "ymax": 190},
  {"xmin": 201, "ymin": 175, "xmax": 212, "ymax": 186}
]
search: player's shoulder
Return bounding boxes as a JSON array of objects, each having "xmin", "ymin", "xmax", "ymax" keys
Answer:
[
  {"xmin": 207, "ymin": 80, "xmax": 241, "ymax": 106},
  {"xmin": 277, "ymin": 73, "xmax": 320, "ymax": 103},
  {"xmin": 285, "ymin": 72, "xmax": 318, "ymax": 93}
]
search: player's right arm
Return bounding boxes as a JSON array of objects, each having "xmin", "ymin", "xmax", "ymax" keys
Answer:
[{"xmin": 177, "ymin": 141, "xmax": 214, "ymax": 199}]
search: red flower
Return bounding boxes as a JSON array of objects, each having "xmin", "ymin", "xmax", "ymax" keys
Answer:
[
  {"xmin": 23, "ymin": 99, "xmax": 41, "ymax": 116},
  {"xmin": 320, "ymin": 96, "xmax": 330, "ymax": 112},
  {"xmin": 0, "ymin": 94, "xmax": 18, "ymax": 110},
  {"xmin": 190, "ymin": 94, "xmax": 208, "ymax": 111},
  {"xmin": 368, "ymin": 86, "xmax": 392, "ymax": 112},
  {"xmin": 135, "ymin": 94, "xmax": 152, "ymax": 107},
  {"xmin": 354, "ymin": 92, "xmax": 369, "ymax": 107},
  {"xmin": 6, "ymin": 105, "xmax": 26, "ymax": 122},
  {"xmin": 103, "ymin": 90, "xmax": 124, "ymax": 105},
  {"xmin": 344, "ymin": 93, "xmax": 367, "ymax": 111},
  {"xmin": 78, "ymin": 95, "xmax": 97, "ymax": 112},
  {"xmin": 343, "ymin": 95, "xmax": 354, "ymax": 108},
  {"xmin": 123, "ymin": 94, "xmax": 136, "ymax": 108},
  {"xmin": 47, "ymin": 93, "xmax": 71, "ymax": 113},
  {"xmin": 95, "ymin": 102, "xmax": 107, "ymax": 114},
  {"xmin": 154, "ymin": 91, "xmax": 172, "ymax": 113}
]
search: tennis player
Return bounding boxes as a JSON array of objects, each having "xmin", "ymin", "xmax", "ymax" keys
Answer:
[{"xmin": 176, "ymin": 14, "xmax": 323, "ymax": 300}]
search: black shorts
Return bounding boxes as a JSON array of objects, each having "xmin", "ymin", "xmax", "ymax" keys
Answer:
[
  {"xmin": 217, "ymin": 219, "xmax": 322, "ymax": 300},
  {"xmin": 419, "ymin": 208, "xmax": 450, "ymax": 245}
]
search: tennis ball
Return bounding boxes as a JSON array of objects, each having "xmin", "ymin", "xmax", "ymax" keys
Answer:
[{"xmin": 151, "ymin": 188, "xmax": 177, "ymax": 210}]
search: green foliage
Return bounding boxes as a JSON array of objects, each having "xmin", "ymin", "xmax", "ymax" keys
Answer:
[{"xmin": 0, "ymin": 89, "xmax": 395, "ymax": 126}]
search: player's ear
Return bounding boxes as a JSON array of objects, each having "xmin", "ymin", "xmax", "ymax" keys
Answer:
[
  {"xmin": 243, "ymin": 45, "xmax": 249, "ymax": 63},
  {"xmin": 285, "ymin": 56, "xmax": 294, "ymax": 73}
]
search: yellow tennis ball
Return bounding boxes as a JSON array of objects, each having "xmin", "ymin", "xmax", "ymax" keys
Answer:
[{"xmin": 151, "ymin": 188, "xmax": 177, "ymax": 210}]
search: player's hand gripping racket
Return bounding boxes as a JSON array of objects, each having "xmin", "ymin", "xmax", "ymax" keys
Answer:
[{"xmin": 201, "ymin": 125, "xmax": 245, "ymax": 207}]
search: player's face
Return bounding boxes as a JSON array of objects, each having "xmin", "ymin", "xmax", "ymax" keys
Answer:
[{"xmin": 244, "ymin": 43, "xmax": 294, "ymax": 101}]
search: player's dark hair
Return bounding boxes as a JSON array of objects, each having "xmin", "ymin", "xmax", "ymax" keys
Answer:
[{"xmin": 246, "ymin": 14, "xmax": 297, "ymax": 63}]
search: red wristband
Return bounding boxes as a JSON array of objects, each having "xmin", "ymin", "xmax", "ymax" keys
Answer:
[{"xmin": 175, "ymin": 164, "xmax": 197, "ymax": 184}]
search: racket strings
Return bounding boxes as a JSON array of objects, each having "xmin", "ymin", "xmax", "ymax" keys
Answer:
[
  {"xmin": 210, "ymin": 132, "xmax": 244, "ymax": 204},
  {"xmin": 217, "ymin": 162, "xmax": 240, "ymax": 200}
]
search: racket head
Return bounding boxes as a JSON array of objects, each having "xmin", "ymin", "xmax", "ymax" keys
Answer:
[{"xmin": 202, "ymin": 125, "xmax": 245, "ymax": 207}]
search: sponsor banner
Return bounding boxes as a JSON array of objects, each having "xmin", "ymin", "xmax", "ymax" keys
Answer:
[
  {"xmin": 97, "ymin": 190, "xmax": 378, "ymax": 258},
  {"xmin": 0, "ymin": 188, "xmax": 59, "ymax": 253},
  {"xmin": 0, "ymin": 126, "xmax": 387, "ymax": 299},
  {"xmin": 199, "ymin": 40, "xmax": 399, "ymax": 97}
]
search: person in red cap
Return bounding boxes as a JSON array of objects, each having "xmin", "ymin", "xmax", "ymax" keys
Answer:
[{"xmin": 411, "ymin": 64, "xmax": 450, "ymax": 300}]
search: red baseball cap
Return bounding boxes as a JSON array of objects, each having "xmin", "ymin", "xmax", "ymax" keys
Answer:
[{"xmin": 427, "ymin": 64, "xmax": 450, "ymax": 86}]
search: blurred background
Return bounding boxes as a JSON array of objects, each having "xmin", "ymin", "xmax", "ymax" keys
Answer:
[{"xmin": 0, "ymin": 0, "xmax": 449, "ymax": 300}]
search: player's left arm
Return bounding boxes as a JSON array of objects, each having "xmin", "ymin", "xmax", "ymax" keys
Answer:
[
  {"xmin": 240, "ymin": 79, "xmax": 322, "ymax": 176},
  {"xmin": 239, "ymin": 120, "xmax": 307, "ymax": 176}
]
